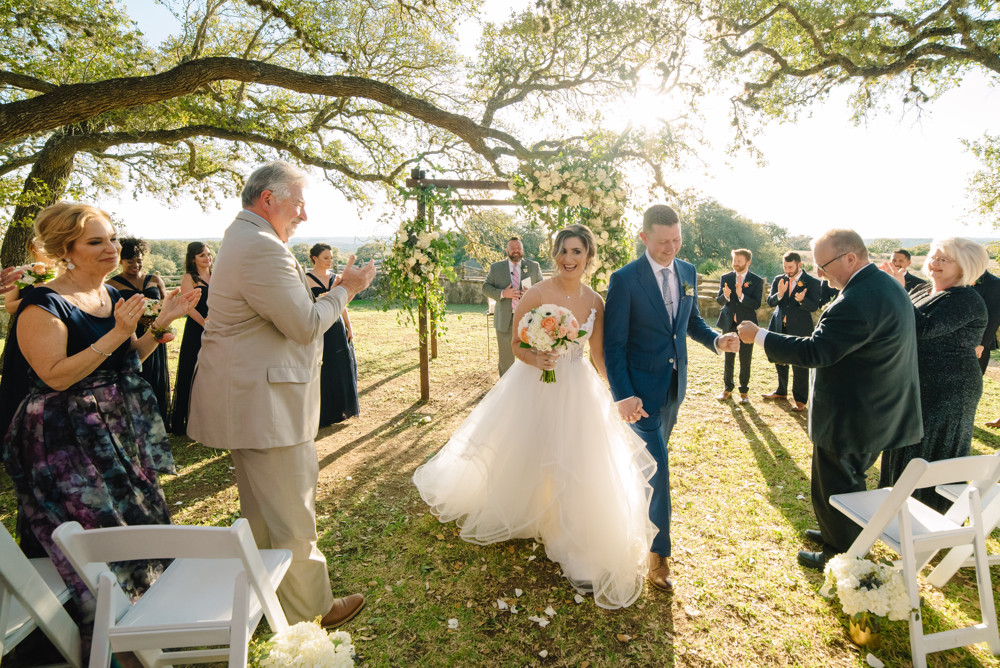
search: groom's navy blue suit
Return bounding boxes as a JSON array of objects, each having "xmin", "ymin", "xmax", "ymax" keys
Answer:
[{"xmin": 604, "ymin": 253, "xmax": 720, "ymax": 556}]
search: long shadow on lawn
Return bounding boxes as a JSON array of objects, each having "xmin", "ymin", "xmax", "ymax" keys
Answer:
[
  {"xmin": 729, "ymin": 403, "xmax": 811, "ymax": 525},
  {"xmin": 358, "ymin": 362, "xmax": 419, "ymax": 398},
  {"xmin": 972, "ymin": 425, "xmax": 1000, "ymax": 450}
]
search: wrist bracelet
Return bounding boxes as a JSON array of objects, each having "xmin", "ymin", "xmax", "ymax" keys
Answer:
[
  {"xmin": 149, "ymin": 323, "xmax": 175, "ymax": 343},
  {"xmin": 89, "ymin": 343, "xmax": 112, "ymax": 357}
]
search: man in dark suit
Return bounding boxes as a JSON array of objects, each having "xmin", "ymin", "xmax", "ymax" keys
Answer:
[
  {"xmin": 605, "ymin": 205, "xmax": 740, "ymax": 592},
  {"xmin": 482, "ymin": 237, "xmax": 543, "ymax": 375},
  {"xmin": 818, "ymin": 279, "xmax": 839, "ymax": 307},
  {"xmin": 974, "ymin": 270, "xmax": 1000, "ymax": 375},
  {"xmin": 762, "ymin": 252, "xmax": 821, "ymax": 411},
  {"xmin": 891, "ymin": 248, "xmax": 927, "ymax": 293},
  {"xmin": 737, "ymin": 229, "xmax": 922, "ymax": 569},
  {"xmin": 715, "ymin": 248, "xmax": 764, "ymax": 404}
]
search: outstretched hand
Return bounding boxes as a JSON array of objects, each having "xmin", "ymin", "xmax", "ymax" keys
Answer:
[
  {"xmin": 717, "ymin": 332, "xmax": 741, "ymax": 353},
  {"xmin": 737, "ymin": 321, "xmax": 759, "ymax": 344},
  {"xmin": 337, "ymin": 255, "xmax": 376, "ymax": 299}
]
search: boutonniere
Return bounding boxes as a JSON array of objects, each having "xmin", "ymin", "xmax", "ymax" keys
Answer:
[
  {"xmin": 681, "ymin": 281, "xmax": 692, "ymax": 297},
  {"xmin": 796, "ymin": 280, "xmax": 804, "ymax": 287},
  {"xmin": 743, "ymin": 282, "xmax": 751, "ymax": 289}
]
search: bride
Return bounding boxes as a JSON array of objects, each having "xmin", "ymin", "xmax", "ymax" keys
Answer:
[{"xmin": 413, "ymin": 224, "xmax": 655, "ymax": 609}]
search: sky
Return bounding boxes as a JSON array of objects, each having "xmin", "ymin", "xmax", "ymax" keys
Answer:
[{"xmin": 110, "ymin": 1, "xmax": 1000, "ymax": 243}]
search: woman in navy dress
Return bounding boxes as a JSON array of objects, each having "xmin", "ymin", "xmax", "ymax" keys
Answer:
[
  {"xmin": 2, "ymin": 202, "xmax": 199, "ymax": 653},
  {"xmin": 307, "ymin": 243, "xmax": 359, "ymax": 426},
  {"xmin": 106, "ymin": 237, "xmax": 170, "ymax": 422},
  {"xmin": 168, "ymin": 241, "xmax": 211, "ymax": 435}
]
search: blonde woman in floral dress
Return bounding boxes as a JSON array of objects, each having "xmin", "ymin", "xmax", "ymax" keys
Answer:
[{"xmin": 414, "ymin": 224, "xmax": 655, "ymax": 609}]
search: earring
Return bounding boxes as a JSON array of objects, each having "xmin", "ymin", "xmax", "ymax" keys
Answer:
[{"xmin": 64, "ymin": 259, "xmax": 75, "ymax": 270}]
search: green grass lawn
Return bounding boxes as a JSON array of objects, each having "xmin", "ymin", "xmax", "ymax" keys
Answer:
[{"xmin": 3, "ymin": 300, "xmax": 1000, "ymax": 666}]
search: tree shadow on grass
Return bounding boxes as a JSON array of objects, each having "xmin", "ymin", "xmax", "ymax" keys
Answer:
[
  {"xmin": 358, "ymin": 362, "xmax": 419, "ymax": 397},
  {"xmin": 728, "ymin": 403, "xmax": 811, "ymax": 526},
  {"xmin": 972, "ymin": 425, "xmax": 1000, "ymax": 451}
]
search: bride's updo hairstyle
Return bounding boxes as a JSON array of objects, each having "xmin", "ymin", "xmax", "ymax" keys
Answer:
[
  {"xmin": 551, "ymin": 224, "xmax": 597, "ymax": 273},
  {"xmin": 33, "ymin": 202, "xmax": 112, "ymax": 265}
]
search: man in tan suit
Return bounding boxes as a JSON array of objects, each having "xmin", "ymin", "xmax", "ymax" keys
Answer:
[{"xmin": 188, "ymin": 161, "xmax": 375, "ymax": 627}]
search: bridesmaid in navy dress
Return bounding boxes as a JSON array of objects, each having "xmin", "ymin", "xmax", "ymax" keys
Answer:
[
  {"xmin": 168, "ymin": 241, "xmax": 211, "ymax": 435},
  {"xmin": 307, "ymin": 243, "xmax": 359, "ymax": 426},
  {"xmin": 106, "ymin": 237, "xmax": 170, "ymax": 422}
]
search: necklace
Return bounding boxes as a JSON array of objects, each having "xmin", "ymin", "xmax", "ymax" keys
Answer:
[{"xmin": 64, "ymin": 271, "xmax": 106, "ymax": 309}]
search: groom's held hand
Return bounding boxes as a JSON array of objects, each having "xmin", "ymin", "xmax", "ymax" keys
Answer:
[
  {"xmin": 616, "ymin": 396, "xmax": 648, "ymax": 423},
  {"xmin": 737, "ymin": 321, "xmax": 759, "ymax": 344},
  {"xmin": 717, "ymin": 332, "xmax": 740, "ymax": 353}
]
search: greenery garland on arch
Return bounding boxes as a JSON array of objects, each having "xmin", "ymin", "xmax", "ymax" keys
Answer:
[
  {"xmin": 509, "ymin": 156, "xmax": 633, "ymax": 290},
  {"xmin": 380, "ymin": 185, "xmax": 460, "ymax": 338}
]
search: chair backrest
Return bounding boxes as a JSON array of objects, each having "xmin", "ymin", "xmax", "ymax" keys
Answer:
[
  {"xmin": 52, "ymin": 519, "xmax": 287, "ymax": 635},
  {"xmin": 911, "ymin": 455, "xmax": 1000, "ymax": 495},
  {"xmin": 0, "ymin": 523, "xmax": 81, "ymax": 667}
]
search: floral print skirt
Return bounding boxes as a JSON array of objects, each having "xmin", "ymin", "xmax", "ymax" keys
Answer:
[{"xmin": 2, "ymin": 362, "xmax": 175, "ymax": 634}]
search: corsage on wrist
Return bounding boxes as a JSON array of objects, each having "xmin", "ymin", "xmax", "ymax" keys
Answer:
[{"xmin": 149, "ymin": 323, "xmax": 175, "ymax": 344}]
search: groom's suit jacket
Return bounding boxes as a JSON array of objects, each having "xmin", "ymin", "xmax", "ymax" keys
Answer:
[
  {"xmin": 482, "ymin": 258, "xmax": 544, "ymax": 333},
  {"xmin": 763, "ymin": 263, "xmax": 922, "ymax": 455},
  {"xmin": 604, "ymin": 256, "xmax": 718, "ymax": 411},
  {"xmin": 715, "ymin": 270, "xmax": 764, "ymax": 333},
  {"xmin": 188, "ymin": 211, "xmax": 348, "ymax": 450}
]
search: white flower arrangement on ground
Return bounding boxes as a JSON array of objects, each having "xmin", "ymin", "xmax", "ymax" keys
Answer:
[
  {"xmin": 517, "ymin": 304, "xmax": 587, "ymax": 383},
  {"xmin": 13, "ymin": 262, "xmax": 55, "ymax": 290},
  {"xmin": 510, "ymin": 157, "xmax": 632, "ymax": 290},
  {"xmin": 823, "ymin": 555, "xmax": 910, "ymax": 624},
  {"xmin": 253, "ymin": 621, "xmax": 354, "ymax": 668}
]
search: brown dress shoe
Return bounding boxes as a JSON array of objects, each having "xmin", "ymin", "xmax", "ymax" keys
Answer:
[
  {"xmin": 738, "ymin": 393, "xmax": 749, "ymax": 404},
  {"xmin": 791, "ymin": 401, "xmax": 807, "ymax": 412},
  {"xmin": 716, "ymin": 390, "xmax": 732, "ymax": 401},
  {"xmin": 761, "ymin": 392, "xmax": 787, "ymax": 400},
  {"xmin": 321, "ymin": 593, "xmax": 366, "ymax": 629},
  {"xmin": 647, "ymin": 552, "xmax": 674, "ymax": 592}
]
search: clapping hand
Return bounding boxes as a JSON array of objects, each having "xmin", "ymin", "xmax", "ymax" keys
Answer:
[
  {"xmin": 737, "ymin": 321, "xmax": 759, "ymax": 344},
  {"xmin": 616, "ymin": 396, "xmax": 648, "ymax": 424},
  {"xmin": 158, "ymin": 287, "xmax": 201, "ymax": 322},
  {"xmin": 112, "ymin": 293, "xmax": 148, "ymax": 336},
  {"xmin": 777, "ymin": 278, "xmax": 789, "ymax": 297},
  {"xmin": 722, "ymin": 283, "xmax": 732, "ymax": 300},
  {"xmin": 878, "ymin": 260, "xmax": 907, "ymax": 287},
  {"xmin": 717, "ymin": 332, "xmax": 741, "ymax": 353},
  {"xmin": 793, "ymin": 288, "xmax": 805, "ymax": 303},
  {"xmin": 337, "ymin": 254, "xmax": 377, "ymax": 299},
  {"xmin": 0, "ymin": 266, "xmax": 24, "ymax": 293}
]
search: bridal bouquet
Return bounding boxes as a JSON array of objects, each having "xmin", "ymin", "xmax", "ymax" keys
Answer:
[
  {"xmin": 517, "ymin": 304, "xmax": 587, "ymax": 383},
  {"xmin": 822, "ymin": 555, "xmax": 909, "ymax": 644},
  {"xmin": 251, "ymin": 621, "xmax": 354, "ymax": 667},
  {"xmin": 13, "ymin": 262, "xmax": 55, "ymax": 290}
]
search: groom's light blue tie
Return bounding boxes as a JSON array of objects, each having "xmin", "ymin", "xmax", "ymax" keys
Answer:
[{"xmin": 661, "ymin": 267, "xmax": 674, "ymax": 326}]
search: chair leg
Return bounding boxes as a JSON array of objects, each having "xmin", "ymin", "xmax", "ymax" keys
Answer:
[
  {"xmin": 229, "ymin": 571, "xmax": 250, "ymax": 668},
  {"xmin": 973, "ymin": 524, "xmax": 1000, "ymax": 654},
  {"xmin": 90, "ymin": 573, "xmax": 117, "ymax": 668}
]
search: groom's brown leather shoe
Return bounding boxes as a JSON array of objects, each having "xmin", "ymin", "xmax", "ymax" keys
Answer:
[
  {"xmin": 647, "ymin": 552, "xmax": 674, "ymax": 592},
  {"xmin": 321, "ymin": 593, "xmax": 365, "ymax": 629}
]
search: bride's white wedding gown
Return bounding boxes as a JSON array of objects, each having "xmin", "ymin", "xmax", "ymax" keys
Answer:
[{"xmin": 413, "ymin": 309, "xmax": 656, "ymax": 609}]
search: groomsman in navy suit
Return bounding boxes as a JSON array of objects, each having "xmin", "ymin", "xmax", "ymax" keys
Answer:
[
  {"xmin": 715, "ymin": 249, "xmax": 764, "ymax": 404},
  {"xmin": 762, "ymin": 252, "xmax": 821, "ymax": 411},
  {"xmin": 605, "ymin": 205, "xmax": 740, "ymax": 592}
]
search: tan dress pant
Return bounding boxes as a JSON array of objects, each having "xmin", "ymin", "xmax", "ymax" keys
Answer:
[
  {"xmin": 497, "ymin": 329, "xmax": 515, "ymax": 376},
  {"xmin": 230, "ymin": 441, "xmax": 334, "ymax": 623}
]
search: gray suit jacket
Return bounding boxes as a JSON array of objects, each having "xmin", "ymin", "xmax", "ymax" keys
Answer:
[
  {"xmin": 482, "ymin": 258, "xmax": 543, "ymax": 332},
  {"xmin": 188, "ymin": 211, "xmax": 347, "ymax": 450}
]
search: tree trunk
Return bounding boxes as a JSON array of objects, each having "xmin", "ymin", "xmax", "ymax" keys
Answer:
[{"xmin": 1, "ymin": 134, "xmax": 76, "ymax": 267}]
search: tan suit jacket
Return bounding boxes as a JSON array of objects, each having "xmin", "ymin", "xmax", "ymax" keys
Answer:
[{"xmin": 188, "ymin": 211, "xmax": 347, "ymax": 450}]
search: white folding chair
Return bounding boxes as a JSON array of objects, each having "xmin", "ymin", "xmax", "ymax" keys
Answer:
[
  {"xmin": 925, "ymin": 479, "xmax": 1000, "ymax": 587},
  {"xmin": 0, "ymin": 523, "xmax": 81, "ymax": 667},
  {"xmin": 52, "ymin": 519, "xmax": 291, "ymax": 668},
  {"xmin": 830, "ymin": 456, "xmax": 1000, "ymax": 668}
]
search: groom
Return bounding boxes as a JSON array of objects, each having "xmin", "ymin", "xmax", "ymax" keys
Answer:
[{"xmin": 605, "ymin": 204, "xmax": 740, "ymax": 592}]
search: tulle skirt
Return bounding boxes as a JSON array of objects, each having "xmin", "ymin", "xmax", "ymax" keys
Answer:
[{"xmin": 413, "ymin": 354, "xmax": 656, "ymax": 609}]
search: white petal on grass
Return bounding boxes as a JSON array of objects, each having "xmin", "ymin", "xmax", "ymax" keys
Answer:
[
  {"xmin": 515, "ymin": 588, "xmax": 523, "ymax": 597},
  {"xmin": 866, "ymin": 655, "xmax": 884, "ymax": 668},
  {"xmin": 544, "ymin": 606, "xmax": 556, "ymax": 617},
  {"xmin": 539, "ymin": 650, "xmax": 549, "ymax": 658},
  {"xmin": 447, "ymin": 618, "xmax": 458, "ymax": 629},
  {"xmin": 574, "ymin": 594, "xmax": 585, "ymax": 604},
  {"xmin": 497, "ymin": 599, "xmax": 509, "ymax": 610},
  {"xmin": 796, "ymin": 494, "xmax": 806, "ymax": 500}
]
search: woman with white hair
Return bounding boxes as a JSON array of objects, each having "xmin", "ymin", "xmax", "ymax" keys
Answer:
[{"xmin": 878, "ymin": 238, "xmax": 989, "ymax": 507}]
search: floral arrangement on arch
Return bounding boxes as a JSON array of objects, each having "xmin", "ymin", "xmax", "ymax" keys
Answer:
[
  {"xmin": 250, "ymin": 621, "xmax": 355, "ymax": 667},
  {"xmin": 380, "ymin": 189, "xmax": 459, "ymax": 333},
  {"xmin": 822, "ymin": 554, "xmax": 910, "ymax": 637},
  {"xmin": 509, "ymin": 156, "xmax": 633, "ymax": 290}
]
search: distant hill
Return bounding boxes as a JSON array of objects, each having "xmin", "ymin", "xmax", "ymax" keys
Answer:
[
  {"xmin": 149, "ymin": 235, "xmax": 388, "ymax": 254},
  {"xmin": 866, "ymin": 238, "xmax": 1000, "ymax": 247}
]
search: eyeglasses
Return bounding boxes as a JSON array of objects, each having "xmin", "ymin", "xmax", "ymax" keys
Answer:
[
  {"xmin": 818, "ymin": 252, "xmax": 849, "ymax": 270},
  {"xmin": 927, "ymin": 254, "xmax": 954, "ymax": 265}
]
